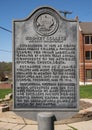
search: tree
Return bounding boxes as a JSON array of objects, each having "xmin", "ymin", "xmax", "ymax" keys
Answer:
[{"xmin": 0, "ymin": 62, "xmax": 12, "ymax": 81}]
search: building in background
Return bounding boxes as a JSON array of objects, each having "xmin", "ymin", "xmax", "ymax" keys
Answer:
[{"xmin": 79, "ymin": 22, "xmax": 92, "ymax": 85}]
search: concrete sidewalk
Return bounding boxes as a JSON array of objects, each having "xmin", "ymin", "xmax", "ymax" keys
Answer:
[
  {"xmin": 0, "ymin": 99, "xmax": 92, "ymax": 130},
  {"xmin": 0, "ymin": 120, "xmax": 92, "ymax": 130},
  {"xmin": 0, "ymin": 116, "xmax": 92, "ymax": 130}
]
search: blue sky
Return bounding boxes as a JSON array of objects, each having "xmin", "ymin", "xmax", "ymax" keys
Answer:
[{"xmin": 0, "ymin": 0, "xmax": 92, "ymax": 62}]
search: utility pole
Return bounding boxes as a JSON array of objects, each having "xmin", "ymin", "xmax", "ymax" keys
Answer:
[{"xmin": 59, "ymin": 10, "xmax": 72, "ymax": 18}]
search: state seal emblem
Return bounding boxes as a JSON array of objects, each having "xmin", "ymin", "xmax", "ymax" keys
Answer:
[{"xmin": 34, "ymin": 11, "xmax": 59, "ymax": 36}]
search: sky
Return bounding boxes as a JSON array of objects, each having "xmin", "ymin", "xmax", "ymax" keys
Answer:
[{"xmin": 0, "ymin": 0, "xmax": 92, "ymax": 62}]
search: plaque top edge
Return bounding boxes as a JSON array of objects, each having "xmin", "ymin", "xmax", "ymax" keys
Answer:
[{"xmin": 13, "ymin": 6, "xmax": 78, "ymax": 23}]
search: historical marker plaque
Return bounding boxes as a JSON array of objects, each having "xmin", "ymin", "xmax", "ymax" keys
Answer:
[{"xmin": 13, "ymin": 7, "xmax": 79, "ymax": 112}]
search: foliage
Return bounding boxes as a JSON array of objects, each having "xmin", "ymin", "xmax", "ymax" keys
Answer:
[
  {"xmin": 80, "ymin": 85, "xmax": 92, "ymax": 98},
  {"xmin": 0, "ymin": 62, "xmax": 12, "ymax": 81},
  {"xmin": 0, "ymin": 62, "xmax": 12, "ymax": 72},
  {"xmin": 0, "ymin": 89, "xmax": 12, "ymax": 99}
]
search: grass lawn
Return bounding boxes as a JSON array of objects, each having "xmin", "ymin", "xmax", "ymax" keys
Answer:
[
  {"xmin": 80, "ymin": 85, "xmax": 92, "ymax": 98},
  {"xmin": 0, "ymin": 89, "xmax": 12, "ymax": 99}
]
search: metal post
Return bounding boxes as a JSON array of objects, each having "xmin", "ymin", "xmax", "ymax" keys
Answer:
[{"xmin": 37, "ymin": 112, "xmax": 55, "ymax": 130}]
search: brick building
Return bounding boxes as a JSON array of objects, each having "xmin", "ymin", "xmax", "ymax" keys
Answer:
[{"xmin": 79, "ymin": 22, "xmax": 92, "ymax": 85}]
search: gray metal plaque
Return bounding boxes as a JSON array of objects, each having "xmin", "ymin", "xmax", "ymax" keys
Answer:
[{"xmin": 13, "ymin": 6, "xmax": 79, "ymax": 120}]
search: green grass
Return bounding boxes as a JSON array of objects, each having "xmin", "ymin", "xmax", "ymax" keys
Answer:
[
  {"xmin": 67, "ymin": 125, "xmax": 78, "ymax": 130},
  {"xmin": 80, "ymin": 85, "xmax": 92, "ymax": 98},
  {"xmin": 0, "ymin": 89, "xmax": 12, "ymax": 99}
]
